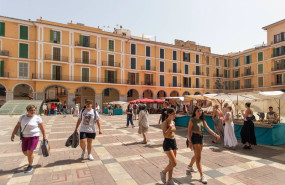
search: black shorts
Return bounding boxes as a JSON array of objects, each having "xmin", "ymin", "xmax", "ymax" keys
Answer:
[
  {"xmin": 80, "ymin": 132, "xmax": 96, "ymax": 140},
  {"xmin": 191, "ymin": 133, "xmax": 203, "ymax": 144},
  {"xmin": 163, "ymin": 138, "xmax": 178, "ymax": 151}
]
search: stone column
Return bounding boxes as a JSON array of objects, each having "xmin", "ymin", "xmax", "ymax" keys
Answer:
[
  {"xmin": 68, "ymin": 93, "xmax": 75, "ymax": 108},
  {"xmin": 33, "ymin": 92, "xmax": 44, "ymax": 101},
  {"xmin": 95, "ymin": 94, "xmax": 102, "ymax": 110},
  {"xmin": 6, "ymin": 91, "xmax": 13, "ymax": 102}
]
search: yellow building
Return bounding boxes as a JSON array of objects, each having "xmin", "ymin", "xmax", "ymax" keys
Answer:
[{"xmin": 0, "ymin": 16, "xmax": 284, "ymax": 108}]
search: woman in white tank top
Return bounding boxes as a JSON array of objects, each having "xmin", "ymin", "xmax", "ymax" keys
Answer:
[{"xmin": 224, "ymin": 106, "xmax": 238, "ymax": 148}]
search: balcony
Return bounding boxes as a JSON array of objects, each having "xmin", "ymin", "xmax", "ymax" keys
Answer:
[
  {"xmin": 192, "ymin": 72, "xmax": 205, "ymax": 76},
  {"xmin": 169, "ymin": 83, "xmax": 181, "ymax": 87},
  {"xmin": 126, "ymin": 80, "xmax": 139, "ymax": 85},
  {"xmin": 193, "ymin": 85, "xmax": 204, "ymax": 88},
  {"xmin": 271, "ymin": 81, "xmax": 285, "ymax": 86},
  {"xmin": 75, "ymin": 42, "xmax": 96, "ymax": 49},
  {"xmin": 213, "ymin": 74, "xmax": 223, "ymax": 78},
  {"xmin": 141, "ymin": 66, "xmax": 156, "ymax": 71},
  {"xmin": 32, "ymin": 73, "xmax": 96, "ymax": 82},
  {"xmin": 101, "ymin": 61, "xmax": 120, "ymax": 67},
  {"xmin": 0, "ymin": 50, "xmax": 9, "ymax": 57},
  {"xmin": 141, "ymin": 81, "xmax": 155, "ymax": 86},
  {"xmin": 243, "ymin": 71, "xmax": 254, "ymax": 76},
  {"xmin": 272, "ymin": 66, "xmax": 285, "ymax": 72},
  {"xmin": 169, "ymin": 69, "xmax": 181, "ymax": 73},
  {"xmin": 100, "ymin": 78, "xmax": 123, "ymax": 84},
  {"xmin": 45, "ymin": 54, "xmax": 68, "ymax": 62},
  {"xmin": 0, "ymin": 72, "xmax": 9, "ymax": 78},
  {"xmin": 75, "ymin": 58, "xmax": 97, "ymax": 65},
  {"xmin": 242, "ymin": 84, "xmax": 254, "ymax": 89}
]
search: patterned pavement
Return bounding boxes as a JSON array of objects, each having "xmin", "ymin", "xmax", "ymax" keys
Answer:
[{"xmin": 0, "ymin": 114, "xmax": 285, "ymax": 185}]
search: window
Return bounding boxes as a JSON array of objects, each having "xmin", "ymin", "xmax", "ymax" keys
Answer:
[
  {"xmin": 216, "ymin": 58, "xmax": 219, "ymax": 66},
  {"xmin": 185, "ymin": 64, "xmax": 189, "ymax": 74},
  {"xmin": 173, "ymin": 51, "xmax": 177, "ymax": 60},
  {"xmin": 108, "ymin": 55, "xmax": 115, "ymax": 66},
  {"xmin": 206, "ymin": 56, "xmax": 210, "ymax": 65},
  {"xmin": 206, "ymin": 79, "xmax": 210, "ymax": 89},
  {"xmin": 274, "ymin": 60, "xmax": 285, "ymax": 70},
  {"xmin": 0, "ymin": 60, "xmax": 3, "ymax": 77},
  {"xmin": 19, "ymin": 43, "xmax": 28, "ymax": 58},
  {"xmin": 50, "ymin": 30, "xmax": 60, "ymax": 44},
  {"xmin": 105, "ymin": 70, "xmax": 117, "ymax": 83},
  {"xmin": 146, "ymin": 59, "xmax": 151, "ymax": 70},
  {"xmin": 224, "ymin": 81, "xmax": 230, "ymax": 90},
  {"xmin": 234, "ymin": 69, "xmax": 240, "ymax": 78},
  {"xmin": 160, "ymin": 75, "xmax": 164, "ymax": 86},
  {"xmin": 108, "ymin": 40, "xmax": 114, "ymax": 51},
  {"xmin": 245, "ymin": 79, "xmax": 251, "ymax": 88},
  {"xmin": 245, "ymin": 67, "xmax": 251, "ymax": 76},
  {"xmin": 20, "ymin": 25, "xmax": 28, "ymax": 40},
  {"xmin": 195, "ymin": 78, "xmax": 200, "ymax": 88},
  {"xmin": 160, "ymin": 61, "xmax": 164, "ymax": 72},
  {"xmin": 127, "ymin": 89, "xmax": 134, "ymax": 97},
  {"xmin": 82, "ymin": 51, "xmax": 89, "ymax": 64},
  {"xmin": 146, "ymin": 46, "xmax": 151, "ymax": 57},
  {"xmin": 196, "ymin": 54, "xmax": 199, "ymax": 63},
  {"xmin": 172, "ymin": 76, "xmax": 177, "ymax": 87},
  {"xmin": 258, "ymin": 64, "xmax": 263, "ymax": 74},
  {"xmin": 258, "ymin": 52, "xmax": 263, "ymax": 62},
  {"xmin": 128, "ymin": 72, "xmax": 139, "ymax": 85},
  {"xmin": 196, "ymin": 66, "xmax": 200, "ymax": 75},
  {"xmin": 131, "ymin": 58, "xmax": 136, "ymax": 69},
  {"xmin": 244, "ymin": 55, "xmax": 251, "ymax": 64},
  {"xmin": 224, "ymin": 70, "xmax": 229, "ymax": 78},
  {"xmin": 160, "ymin": 48, "xmax": 164, "ymax": 59},
  {"xmin": 216, "ymin": 68, "xmax": 220, "ymax": 77},
  {"xmin": 183, "ymin": 77, "xmax": 191, "ymax": 88},
  {"xmin": 172, "ymin": 63, "xmax": 177, "ymax": 73},
  {"xmin": 183, "ymin": 52, "xmax": 190, "ymax": 62},
  {"xmin": 104, "ymin": 88, "xmax": 110, "ymax": 96},
  {"xmin": 273, "ymin": 47, "xmax": 285, "ymax": 57},
  {"xmin": 0, "ymin": 22, "xmax": 5, "ymax": 36},
  {"xmin": 233, "ymin": 58, "xmax": 240, "ymax": 67},
  {"xmin": 275, "ymin": 33, "xmax": 282, "ymax": 43},
  {"xmin": 131, "ymin": 44, "xmax": 136, "ymax": 55},
  {"xmin": 276, "ymin": 74, "xmax": 283, "ymax": 85},
  {"xmin": 224, "ymin": 59, "xmax": 229, "ymax": 67},
  {"xmin": 52, "ymin": 65, "xmax": 61, "ymax": 80},
  {"xmin": 234, "ymin": 80, "xmax": 240, "ymax": 89},
  {"xmin": 206, "ymin": 67, "xmax": 209, "ymax": 76},
  {"xmin": 258, "ymin": 77, "xmax": 263, "ymax": 87},
  {"xmin": 145, "ymin": 74, "xmax": 153, "ymax": 85},
  {"xmin": 82, "ymin": 68, "xmax": 89, "ymax": 82},
  {"xmin": 53, "ymin": 47, "xmax": 61, "ymax": 61}
]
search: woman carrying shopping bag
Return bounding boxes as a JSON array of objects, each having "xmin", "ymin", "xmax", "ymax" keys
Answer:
[{"xmin": 138, "ymin": 104, "xmax": 149, "ymax": 144}]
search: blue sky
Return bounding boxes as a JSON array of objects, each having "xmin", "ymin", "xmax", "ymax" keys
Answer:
[{"xmin": 0, "ymin": 0, "xmax": 284, "ymax": 54}]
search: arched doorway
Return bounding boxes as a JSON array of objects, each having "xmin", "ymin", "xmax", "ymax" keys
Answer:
[
  {"xmin": 205, "ymin": 92, "xmax": 211, "ymax": 94},
  {"xmin": 102, "ymin": 88, "xmax": 120, "ymax": 104},
  {"xmin": 194, "ymin": 91, "xmax": 201, "ymax": 95},
  {"xmin": 143, "ymin": 89, "xmax": 153, "ymax": 98},
  {"xmin": 127, "ymin": 89, "xmax": 139, "ymax": 102},
  {"xmin": 0, "ymin": 83, "xmax": 6, "ymax": 107},
  {"xmin": 157, "ymin": 90, "xmax": 167, "ymax": 98},
  {"xmin": 170, "ymin": 90, "xmax": 179, "ymax": 97},
  {"xmin": 44, "ymin": 85, "xmax": 68, "ymax": 104},
  {"xmin": 75, "ymin": 86, "xmax": 95, "ymax": 108},
  {"xmin": 183, "ymin": 91, "xmax": 190, "ymax": 96},
  {"xmin": 13, "ymin": 83, "xmax": 33, "ymax": 100}
]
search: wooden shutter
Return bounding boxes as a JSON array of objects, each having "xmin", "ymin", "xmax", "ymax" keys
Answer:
[
  {"xmin": 52, "ymin": 65, "xmax": 56, "ymax": 80},
  {"xmin": 131, "ymin": 58, "xmax": 136, "ymax": 69},
  {"xmin": 146, "ymin": 59, "xmax": 150, "ymax": 70},
  {"xmin": 258, "ymin": 64, "xmax": 263, "ymax": 74},
  {"xmin": 114, "ymin": 71, "xmax": 117, "ymax": 83},
  {"xmin": 0, "ymin": 22, "xmax": 5, "ymax": 36},
  {"xmin": 128, "ymin": 72, "xmax": 130, "ymax": 84},
  {"xmin": 150, "ymin": 74, "xmax": 153, "ymax": 85},
  {"xmin": 87, "ymin": 36, "xmax": 90, "ymax": 47},
  {"xmin": 50, "ymin": 30, "xmax": 54, "ymax": 43},
  {"xmin": 109, "ymin": 40, "xmax": 114, "ymax": 51},
  {"xmin": 273, "ymin": 48, "xmax": 276, "ymax": 57},
  {"xmin": 80, "ymin": 35, "xmax": 83, "ymax": 46},
  {"xmin": 244, "ymin": 56, "xmax": 246, "ymax": 64},
  {"xmin": 20, "ymin": 25, "xmax": 28, "ymax": 40},
  {"xmin": 19, "ymin": 43, "xmax": 28, "ymax": 58},
  {"xmin": 57, "ymin": 31, "xmax": 60, "ymax": 44},
  {"xmin": 105, "ymin": 70, "xmax": 108, "ymax": 83},
  {"xmin": 136, "ymin": 73, "xmax": 139, "ymax": 85},
  {"xmin": 0, "ymin": 60, "xmax": 3, "ymax": 77}
]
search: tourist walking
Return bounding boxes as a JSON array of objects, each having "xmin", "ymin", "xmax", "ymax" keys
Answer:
[
  {"xmin": 126, "ymin": 104, "xmax": 135, "ymax": 128},
  {"xmin": 62, "ymin": 103, "xmax": 67, "ymax": 117},
  {"xmin": 74, "ymin": 101, "xmax": 102, "ymax": 160},
  {"xmin": 224, "ymin": 106, "xmax": 238, "ymax": 148},
  {"xmin": 95, "ymin": 103, "xmax": 100, "ymax": 114},
  {"xmin": 240, "ymin": 102, "xmax": 256, "ymax": 149},
  {"xmin": 133, "ymin": 103, "xmax": 138, "ymax": 120},
  {"xmin": 212, "ymin": 105, "xmax": 224, "ymax": 144},
  {"xmin": 158, "ymin": 101, "xmax": 169, "ymax": 125},
  {"xmin": 160, "ymin": 108, "xmax": 178, "ymax": 185},
  {"xmin": 138, "ymin": 104, "xmax": 149, "ymax": 144},
  {"xmin": 187, "ymin": 107, "xmax": 220, "ymax": 184},
  {"xmin": 109, "ymin": 104, "xmax": 113, "ymax": 116},
  {"xmin": 74, "ymin": 104, "xmax": 79, "ymax": 117},
  {"xmin": 11, "ymin": 105, "xmax": 47, "ymax": 173}
]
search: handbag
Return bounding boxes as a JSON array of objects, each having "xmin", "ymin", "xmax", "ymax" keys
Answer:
[
  {"xmin": 41, "ymin": 140, "xmax": 50, "ymax": 157},
  {"xmin": 16, "ymin": 115, "xmax": 29, "ymax": 140}
]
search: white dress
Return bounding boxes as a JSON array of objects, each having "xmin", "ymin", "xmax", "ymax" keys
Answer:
[{"xmin": 224, "ymin": 112, "xmax": 238, "ymax": 147}]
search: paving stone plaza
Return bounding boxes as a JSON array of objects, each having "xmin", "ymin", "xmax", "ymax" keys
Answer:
[{"xmin": 0, "ymin": 114, "xmax": 285, "ymax": 185}]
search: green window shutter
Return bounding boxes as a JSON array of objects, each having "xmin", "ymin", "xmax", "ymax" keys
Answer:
[
  {"xmin": 131, "ymin": 58, "xmax": 136, "ymax": 69},
  {"xmin": 258, "ymin": 64, "xmax": 263, "ymax": 74},
  {"xmin": 0, "ymin": 60, "xmax": 4, "ymax": 77},
  {"xmin": 258, "ymin": 52, "xmax": 263, "ymax": 61},
  {"xmin": 87, "ymin": 36, "xmax": 90, "ymax": 47},
  {"xmin": 238, "ymin": 69, "xmax": 240, "ymax": 77},
  {"xmin": 82, "ymin": 68, "xmax": 86, "ymax": 81},
  {"xmin": 249, "ymin": 55, "xmax": 252, "ymax": 64},
  {"xmin": 20, "ymin": 25, "xmax": 28, "ymax": 40},
  {"xmin": 50, "ymin": 30, "xmax": 54, "ymax": 43},
  {"xmin": 109, "ymin": 40, "xmax": 114, "ymax": 51},
  {"xmin": 105, "ymin": 70, "xmax": 108, "ymax": 83},
  {"xmin": 136, "ymin": 73, "xmax": 139, "ymax": 85},
  {"xmin": 80, "ymin": 35, "xmax": 83, "ymax": 46},
  {"xmin": 57, "ymin": 31, "xmax": 60, "ymax": 44},
  {"xmin": 59, "ymin": 66, "xmax": 62, "ymax": 80},
  {"xmin": 244, "ymin": 56, "xmax": 246, "ymax": 64},
  {"xmin": 0, "ymin": 22, "xmax": 5, "ymax": 36},
  {"xmin": 150, "ymin": 74, "xmax": 153, "ymax": 84},
  {"xmin": 114, "ymin": 71, "xmax": 117, "ymax": 83},
  {"xmin": 273, "ymin": 48, "xmax": 276, "ymax": 57},
  {"xmin": 19, "ymin": 43, "xmax": 28, "ymax": 58},
  {"xmin": 52, "ymin": 65, "xmax": 56, "ymax": 80},
  {"xmin": 128, "ymin": 72, "xmax": 130, "ymax": 84},
  {"xmin": 146, "ymin": 59, "xmax": 150, "ymax": 70}
]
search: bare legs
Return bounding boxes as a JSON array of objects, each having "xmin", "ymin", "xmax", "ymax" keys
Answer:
[
  {"xmin": 189, "ymin": 144, "xmax": 203, "ymax": 177},
  {"xmin": 142, "ymin": 133, "xmax": 147, "ymax": 143},
  {"xmin": 80, "ymin": 138, "xmax": 93, "ymax": 155},
  {"xmin": 163, "ymin": 150, "xmax": 177, "ymax": 181},
  {"xmin": 23, "ymin": 150, "xmax": 34, "ymax": 166}
]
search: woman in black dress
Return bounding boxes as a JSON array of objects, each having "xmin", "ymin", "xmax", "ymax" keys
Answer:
[{"xmin": 240, "ymin": 102, "xmax": 256, "ymax": 149}]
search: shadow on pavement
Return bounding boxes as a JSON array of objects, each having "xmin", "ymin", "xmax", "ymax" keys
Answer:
[
  {"xmin": 0, "ymin": 164, "xmax": 41, "ymax": 176},
  {"xmin": 43, "ymin": 158, "xmax": 82, "ymax": 167}
]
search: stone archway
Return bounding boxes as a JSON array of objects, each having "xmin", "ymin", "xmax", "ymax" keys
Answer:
[
  {"xmin": 127, "ymin": 89, "xmax": 139, "ymax": 102},
  {"xmin": 183, "ymin": 91, "xmax": 191, "ymax": 96},
  {"xmin": 157, "ymin": 90, "xmax": 167, "ymax": 98},
  {"xmin": 143, "ymin": 89, "xmax": 153, "ymax": 98},
  {"xmin": 75, "ymin": 86, "xmax": 96, "ymax": 108},
  {"xmin": 170, "ymin": 90, "xmax": 179, "ymax": 97},
  {"xmin": 102, "ymin": 88, "xmax": 120, "ymax": 104},
  {"xmin": 0, "ymin": 83, "xmax": 6, "ymax": 107},
  {"xmin": 13, "ymin": 83, "xmax": 34, "ymax": 100},
  {"xmin": 44, "ymin": 85, "xmax": 68, "ymax": 104},
  {"xmin": 205, "ymin": 92, "xmax": 211, "ymax": 94},
  {"xmin": 194, "ymin": 91, "xmax": 201, "ymax": 95}
]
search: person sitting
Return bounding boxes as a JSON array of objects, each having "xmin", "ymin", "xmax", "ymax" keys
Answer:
[{"xmin": 266, "ymin": 106, "xmax": 278, "ymax": 124}]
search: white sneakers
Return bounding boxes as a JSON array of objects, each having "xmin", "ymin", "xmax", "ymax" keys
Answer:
[
  {"xmin": 187, "ymin": 165, "xmax": 197, "ymax": 172},
  {"xmin": 200, "ymin": 176, "xmax": 207, "ymax": 184},
  {"xmin": 160, "ymin": 171, "xmax": 166, "ymax": 184},
  {"xmin": 167, "ymin": 179, "xmax": 178, "ymax": 185},
  {"xmin": 88, "ymin": 154, "xmax": 94, "ymax": 161}
]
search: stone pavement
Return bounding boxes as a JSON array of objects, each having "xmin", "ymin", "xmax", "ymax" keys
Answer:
[{"xmin": 0, "ymin": 114, "xmax": 285, "ymax": 185}]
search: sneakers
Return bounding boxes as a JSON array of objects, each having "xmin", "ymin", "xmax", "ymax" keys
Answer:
[
  {"xmin": 187, "ymin": 165, "xmax": 197, "ymax": 172},
  {"xmin": 167, "ymin": 179, "xmax": 178, "ymax": 185},
  {"xmin": 200, "ymin": 176, "xmax": 207, "ymax": 184},
  {"xmin": 88, "ymin": 154, "xmax": 94, "ymax": 161},
  {"xmin": 24, "ymin": 165, "xmax": 34, "ymax": 173},
  {"xmin": 160, "ymin": 171, "xmax": 166, "ymax": 184},
  {"xmin": 81, "ymin": 150, "xmax": 85, "ymax": 159}
]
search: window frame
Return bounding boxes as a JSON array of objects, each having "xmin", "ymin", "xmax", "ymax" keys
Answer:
[
  {"xmin": 130, "ymin": 43, "xmax": 136, "ymax": 55},
  {"xmin": 19, "ymin": 42, "xmax": 29, "ymax": 59},
  {"xmin": 18, "ymin": 61, "xmax": 29, "ymax": 79},
  {"xmin": 159, "ymin": 75, "xmax": 164, "ymax": 86},
  {"xmin": 81, "ymin": 67, "xmax": 90, "ymax": 82},
  {"xmin": 130, "ymin": 57, "xmax": 137, "ymax": 70},
  {"xmin": 52, "ymin": 46, "xmax": 62, "ymax": 61},
  {"xmin": 160, "ymin": 48, "xmax": 165, "ymax": 59},
  {"xmin": 145, "ymin": 46, "xmax": 151, "ymax": 57},
  {"xmin": 159, "ymin": 61, "xmax": 165, "ymax": 72},
  {"xmin": 81, "ymin": 50, "xmax": 90, "ymax": 64},
  {"xmin": 19, "ymin": 24, "xmax": 29, "ymax": 40},
  {"xmin": 108, "ymin": 39, "xmax": 115, "ymax": 51}
]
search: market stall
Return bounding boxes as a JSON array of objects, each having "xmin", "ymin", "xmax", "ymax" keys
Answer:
[{"xmin": 103, "ymin": 101, "xmax": 127, "ymax": 115}]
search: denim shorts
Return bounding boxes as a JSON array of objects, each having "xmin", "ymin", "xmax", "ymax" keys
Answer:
[
  {"xmin": 191, "ymin": 133, "xmax": 203, "ymax": 144},
  {"xmin": 163, "ymin": 138, "xmax": 178, "ymax": 151}
]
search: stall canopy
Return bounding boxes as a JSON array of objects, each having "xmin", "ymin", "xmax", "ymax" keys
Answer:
[
  {"xmin": 184, "ymin": 95, "xmax": 215, "ymax": 101},
  {"xmin": 153, "ymin": 99, "xmax": 165, "ymax": 103},
  {"xmin": 165, "ymin": 97, "xmax": 184, "ymax": 101},
  {"xmin": 129, "ymin": 98, "xmax": 155, "ymax": 103},
  {"xmin": 104, "ymin": 101, "xmax": 128, "ymax": 105}
]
